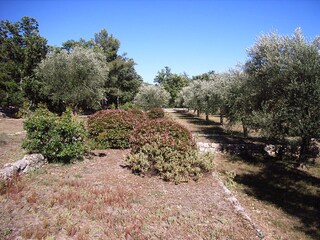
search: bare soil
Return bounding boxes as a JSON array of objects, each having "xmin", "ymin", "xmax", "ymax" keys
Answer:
[{"xmin": 0, "ymin": 118, "xmax": 26, "ymax": 167}]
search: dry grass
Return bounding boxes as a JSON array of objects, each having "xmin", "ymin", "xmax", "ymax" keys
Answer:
[
  {"xmin": 0, "ymin": 118, "xmax": 259, "ymax": 239},
  {"xmin": 3, "ymin": 113, "xmax": 318, "ymax": 239},
  {"xmin": 0, "ymin": 118, "xmax": 26, "ymax": 167},
  {"xmin": 0, "ymin": 150, "xmax": 258, "ymax": 239}
]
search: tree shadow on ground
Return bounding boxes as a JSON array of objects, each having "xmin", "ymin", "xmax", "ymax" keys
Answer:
[
  {"xmin": 234, "ymin": 156, "xmax": 320, "ymax": 239},
  {"xmin": 174, "ymin": 111, "xmax": 274, "ymax": 145},
  {"xmin": 174, "ymin": 111, "xmax": 320, "ymax": 239}
]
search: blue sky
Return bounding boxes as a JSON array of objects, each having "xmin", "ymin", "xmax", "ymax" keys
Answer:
[{"xmin": 1, "ymin": 0, "xmax": 319, "ymax": 83}]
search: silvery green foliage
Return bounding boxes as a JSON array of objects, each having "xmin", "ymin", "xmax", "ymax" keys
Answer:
[
  {"xmin": 134, "ymin": 84, "xmax": 170, "ymax": 110},
  {"xmin": 244, "ymin": 28, "xmax": 320, "ymax": 163},
  {"xmin": 36, "ymin": 46, "xmax": 108, "ymax": 110},
  {"xmin": 245, "ymin": 28, "xmax": 320, "ymax": 139},
  {"xmin": 177, "ymin": 72, "xmax": 232, "ymax": 116}
]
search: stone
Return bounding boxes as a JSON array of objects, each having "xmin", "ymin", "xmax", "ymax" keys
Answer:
[
  {"xmin": 0, "ymin": 112, "xmax": 6, "ymax": 118},
  {"xmin": 0, "ymin": 154, "xmax": 47, "ymax": 180}
]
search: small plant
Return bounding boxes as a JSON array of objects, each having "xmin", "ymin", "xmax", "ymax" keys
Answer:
[
  {"xmin": 224, "ymin": 170, "xmax": 237, "ymax": 188},
  {"xmin": 26, "ymin": 190, "xmax": 38, "ymax": 204},
  {"xmin": 147, "ymin": 108, "xmax": 165, "ymax": 119},
  {"xmin": 0, "ymin": 173, "xmax": 25, "ymax": 199},
  {"xmin": 0, "ymin": 132, "xmax": 8, "ymax": 146},
  {"xmin": 87, "ymin": 110, "xmax": 142, "ymax": 149},
  {"xmin": 22, "ymin": 107, "xmax": 87, "ymax": 163}
]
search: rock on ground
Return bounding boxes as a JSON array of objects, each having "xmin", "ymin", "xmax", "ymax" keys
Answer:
[{"xmin": 0, "ymin": 154, "xmax": 47, "ymax": 180}]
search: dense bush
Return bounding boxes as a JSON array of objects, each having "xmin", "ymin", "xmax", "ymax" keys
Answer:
[
  {"xmin": 130, "ymin": 118, "xmax": 196, "ymax": 153},
  {"xmin": 126, "ymin": 118, "xmax": 213, "ymax": 183},
  {"xmin": 126, "ymin": 143, "xmax": 214, "ymax": 183},
  {"xmin": 147, "ymin": 108, "xmax": 165, "ymax": 119},
  {"xmin": 87, "ymin": 110, "xmax": 142, "ymax": 149},
  {"xmin": 22, "ymin": 108, "xmax": 86, "ymax": 163}
]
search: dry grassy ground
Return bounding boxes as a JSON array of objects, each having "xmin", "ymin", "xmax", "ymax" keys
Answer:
[
  {"xmin": 1, "ymin": 113, "xmax": 319, "ymax": 239},
  {"xmin": 0, "ymin": 118, "xmax": 26, "ymax": 167},
  {"xmin": 0, "ymin": 117, "xmax": 259, "ymax": 240},
  {"xmin": 170, "ymin": 110, "xmax": 320, "ymax": 240}
]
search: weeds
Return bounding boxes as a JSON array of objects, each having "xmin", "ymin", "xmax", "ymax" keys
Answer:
[
  {"xmin": 0, "ymin": 173, "xmax": 25, "ymax": 199},
  {"xmin": 0, "ymin": 132, "xmax": 8, "ymax": 146}
]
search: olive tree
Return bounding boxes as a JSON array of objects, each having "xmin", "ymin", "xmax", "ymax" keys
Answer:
[
  {"xmin": 134, "ymin": 84, "xmax": 170, "ymax": 111},
  {"xmin": 36, "ymin": 47, "xmax": 108, "ymax": 113},
  {"xmin": 245, "ymin": 28, "xmax": 320, "ymax": 164}
]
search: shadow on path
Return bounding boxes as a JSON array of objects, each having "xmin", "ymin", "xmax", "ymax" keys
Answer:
[{"xmin": 173, "ymin": 110, "xmax": 320, "ymax": 239}]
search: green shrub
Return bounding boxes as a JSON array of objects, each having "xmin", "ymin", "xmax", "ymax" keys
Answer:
[
  {"xmin": 121, "ymin": 102, "xmax": 138, "ymax": 111},
  {"xmin": 126, "ymin": 143, "xmax": 214, "ymax": 184},
  {"xmin": 87, "ymin": 110, "xmax": 142, "ymax": 149},
  {"xmin": 130, "ymin": 118, "xmax": 196, "ymax": 153},
  {"xmin": 22, "ymin": 108, "xmax": 86, "ymax": 163},
  {"xmin": 147, "ymin": 108, "xmax": 165, "ymax": 119},
  {"xmin": 126, "ymin": 119, "xmax": 213, "ymax": 183}
]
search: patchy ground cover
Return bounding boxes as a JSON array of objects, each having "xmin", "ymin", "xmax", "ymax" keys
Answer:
[
  {"xmin": 169, "ymin": 110, "xmax": 320, "ymax": 240},
  {"xmin": 0, "ymin": 117, "xmax": 260, "ymax": 240},
  {"xmin": 0, "ymin": 118, "xmax": 26, "ymax": 167}
]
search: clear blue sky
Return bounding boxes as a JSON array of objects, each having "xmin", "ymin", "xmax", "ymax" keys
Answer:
[{"xmin": 1, "ymin": 0, "xmax": 319, "ymax": 83}]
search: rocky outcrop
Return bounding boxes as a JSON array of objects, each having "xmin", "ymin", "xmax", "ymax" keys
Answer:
[
  {"xmin": 0, "ymin": 112, "xmax": 6, "ymax": 118},
  {"xmin": 0, "ymin": 154, "xmax": 47, "ymax": 180}
]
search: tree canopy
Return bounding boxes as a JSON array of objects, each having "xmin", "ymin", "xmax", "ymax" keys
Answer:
[
  {"xmin": 154, "ymin": 66, "xmax": 189, "ymax": 106},
  {"xmin": 134, "ymin": 84, "xmax": 170, "ymax": 111},
  {"xmin": 61, "ymin": 29, "xmax": 142, "ymax": 108},
  {"xmin": 36, "ymin": 47, "xmax": 108, "ymax": 113},
  {"xmin": 0, "ymin": 16, "xmax": 48, "ymax": 112},
  {"xmin": 244, "ymin": 28, "xmax": 320, "ymax": 163}
]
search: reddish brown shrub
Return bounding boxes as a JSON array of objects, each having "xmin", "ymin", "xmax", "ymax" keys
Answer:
[
  {"xmin": 147, "ymin": 108, "xmax": 165, "ymax": 119},
  {"xmin": 87, "ymin": 110, "xmax": 143, "ymax": 149},
  {"xmin": 130, "ymin": 118, "xmax": 196, "ymax": 153}
]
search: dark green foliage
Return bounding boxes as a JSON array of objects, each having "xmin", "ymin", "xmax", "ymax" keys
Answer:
[
  {"xmin": 154, "ymin": 66, "xmax": 189, "ymax": 106},
  {"xmin": 87, "ymin": 110, "xmax": 141, "ymax": 149},
  {"xmin": 0, "ymin": 17, "xmax": 48, "ymax": 111},
  {"xmin": 127, "ymin": 119, "xmax": 213, "ymax": 183},
  {"xmin": 22, "ymin": 108, "xmax": 86, "ymax": 163},
  {"xmin": 147, "ymin": 108, "xmax": 165, "ymax": 119}
]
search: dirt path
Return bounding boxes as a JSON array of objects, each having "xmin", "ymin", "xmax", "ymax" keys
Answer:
[{"xmin": 168, "ymin": 110, "xmax": 320, "ymax": 240}]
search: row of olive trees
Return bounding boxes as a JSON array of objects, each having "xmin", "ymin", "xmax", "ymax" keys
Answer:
[{"xmin": 177, "ymin": 29, "xmax": 320, "ymax": 165}]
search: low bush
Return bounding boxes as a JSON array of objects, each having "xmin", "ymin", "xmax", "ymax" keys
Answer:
[
  {"xmin": 126, "ymin": 119, "xmax": 214, "ymax": 183},
  {"xmin": 147, "ymin": 108, "xmax": 165, "ymax": 119},
  {"xmin": 87, "ymin": 110, "xmax": 142, "ymax": 149},
  {"xmin": 22, "ymin": 108, "xmax": 86, "ymax": 163},
  {"xmin": 126, "ymin": 143, "xmax": 214, "ymax": 184},
  {"xmin": 130, "ymin": 118, "xmax": 196, "ymax": 153}
]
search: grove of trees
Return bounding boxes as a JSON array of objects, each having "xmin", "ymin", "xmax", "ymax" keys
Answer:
[
  {"xmin": 1, "ymin": 16, "xmax": 319, "ymax": 165},
  {"xmin": 0, "ymin": 17, "xmax": 142, "ymax": 114},
  {"xmin": 177, "ymin": 29, "xmax": 320, "ymax": 165}
]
